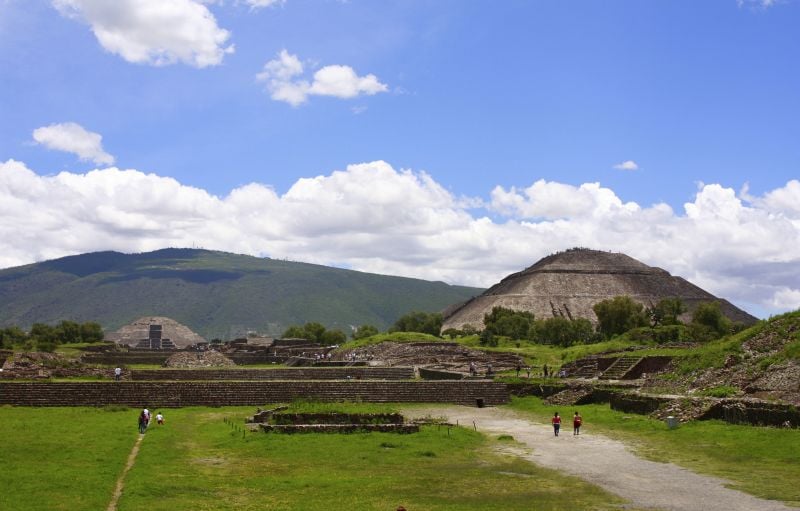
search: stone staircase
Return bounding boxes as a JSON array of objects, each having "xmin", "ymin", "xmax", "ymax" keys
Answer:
[
  {"xmin": 599, "ymin": 356, "xmax": 642, "ymax": 380},
  {"xmin": 570, "ymin": 361, "xmax": 600, "ymax": 379}
]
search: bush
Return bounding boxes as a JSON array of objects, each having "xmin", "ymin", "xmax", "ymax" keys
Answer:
[
  {"xmin": 483, "ymin": 307, "xmax": 535, "ymax": 339},
  {"xmin": 389, "ymin": 311, "xmax": 443, "ymax": 336}
]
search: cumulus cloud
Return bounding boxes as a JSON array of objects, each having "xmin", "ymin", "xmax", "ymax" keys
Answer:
[
  {"xmin": 32, "ymin": 122, "xmax": 115, "ymax": 165},
  {"xmin": 256, "ymin": 49, "xmax": 388, "ymax": 106},
  {"xmin": 613, "ymin": 160, "xmax": 640, "ymax": 171},
  {"xmin": 53, "ymin": 0, "xmax": 234, "ymax": 67},
  {"xmin": 1, "ymin": 158, "xmax": 799, "ymax": 317}
]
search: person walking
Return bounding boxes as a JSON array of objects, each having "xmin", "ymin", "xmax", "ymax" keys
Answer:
[
  {"xmin": 573, "ymin": 411, "xmax": 582, "ymax": 435},
  {"xmin": 138, "ymin": 411, "xmax": 148, "ymax": 434},
  {"xmin": 156, "ymin": 412, "xmax": 164, "ymax": 425},
  {"xmin": 114, "ymin": 367, "xmax": 122, "ymax": 381},
  {"xmin": 552, "ymin": 412, "xmax": 561, "ymax": 436}
]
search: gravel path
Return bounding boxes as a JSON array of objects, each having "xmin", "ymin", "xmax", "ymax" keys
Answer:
[{"xmin": 403, "ymin": 405, "xmax": 793, "ymax": 511}]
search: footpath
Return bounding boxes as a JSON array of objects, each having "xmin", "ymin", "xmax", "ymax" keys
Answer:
[{"xmin": 404, "ymin": 406, "xmax": 793, "ymax": 511}]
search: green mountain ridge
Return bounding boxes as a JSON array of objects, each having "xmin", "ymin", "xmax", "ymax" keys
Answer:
[{"xmin": 0, "ymin": 248, "xmax": 482, "ymax": 339}]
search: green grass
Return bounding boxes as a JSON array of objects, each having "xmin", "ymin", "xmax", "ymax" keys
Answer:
[
  {"xmin": 0, "ymin": 404, "xmax": 628, "ymax": 511},
  {"xmin": 508, "ymin": 396, "xmax": 800, "ymax": 506},
  {"xmin": 341, "ymin": 331, "xmax": 444, "ymax": 349},
  {"xmin": 0, "ymin": 406, "xmax": 136, "ymax": 511}
]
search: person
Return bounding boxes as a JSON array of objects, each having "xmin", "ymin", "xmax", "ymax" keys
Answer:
[
  {"xmin": 138, "ymin": 411, "xmax": 148, "ymax": 434},
  {"xmin": 552, "ymin": 412, "xmax": 561, "ymax": 436},
  {"xmin": 469, "ymin": 361, "xmax": 477, "ymax": 377},
  {"xmin": 515, "ymin": 363, "xmax": 521, "ymax": 377},
  {"xmin": 156, "ymin": 412, "xmax": 164, "ymax": 425},
  {"xmin": 143, "ymin": 408, "xmax": 151, "ymax": 427},
  {"xmin": 526, "ymin": 366, "xmax": 531, "ymax": 379},
  {"xmin": 486, "ymin": 363, "xmax": 494, "ymax": 377},
  {"xmin": 114, "ymin": 366, "xmax": 122, "ymax": 381},
  {"xmin": 543, "ymin": 364, "xmax": 549, "ymax": 378},
  {"xmin": 573, "ymin": 411, "xmax": 582, "ymax": 435}
]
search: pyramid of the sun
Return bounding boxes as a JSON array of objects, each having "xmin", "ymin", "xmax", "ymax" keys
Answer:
[
  {"xmin": 105, "ymin": 316, "xmax": 206, "ymax": 349},
  {"xmin": 441, "ymin": 248, "xmax": 757, "ymax": 331}
]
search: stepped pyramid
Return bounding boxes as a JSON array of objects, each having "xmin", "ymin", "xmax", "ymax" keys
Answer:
[
  {"xmin": 441, "ymin": 248, "xmax": 757, "ymax": 331},
  {"xmin": 106, "ymin": 316, "xmax": 206, "ymax": 349}
]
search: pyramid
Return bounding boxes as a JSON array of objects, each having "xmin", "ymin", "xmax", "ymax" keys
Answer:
[
  {"xmin": 105, "ymin": 316, "xmax": 206, "ymax": 349},
  {"xmin": 441, "ymin": 248, "xmax": 757, "ymax": 331}
]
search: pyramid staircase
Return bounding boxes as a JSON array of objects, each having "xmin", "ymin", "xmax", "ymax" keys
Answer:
[
  {"xmin": 571, "ymin": 360, "xmax": 600, "ymax": 379},
  {"xmin": 599, "ymin": 356, "xmax": 642, "ymax": 380}
]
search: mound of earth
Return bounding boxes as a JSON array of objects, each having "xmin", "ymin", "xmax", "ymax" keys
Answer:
[
  {"xmin": 163, "ymin": 351, "xmax": 235, "ymax": 367},
  {"xmin": 336, "ymin": 341, "xmax": 524, "ymax": 373},
  {"xmin": 0, "ymin": 352, "xmax": 109, "ymax": 379},
  {"xmin": 442, "ymin": 248, "xmax": 757, "ymax": 331}
]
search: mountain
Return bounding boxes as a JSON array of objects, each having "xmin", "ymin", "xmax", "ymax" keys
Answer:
[
  {"xmin": 0, "ymin": 248, "xmax": 482, "ymax": 339},
  {"xmin": 441, "ymin": 248, "xmax": 757, "ymax": 331}
]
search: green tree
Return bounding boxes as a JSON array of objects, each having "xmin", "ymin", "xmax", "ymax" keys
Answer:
[
  {"xmin": 302, "ymin": 322, "xmax": 326, "ymax": 342},
  {"xmin": 483, "ymin": 306, "xmax": 535, "ymax": 340},
  {"xmin": 0, "ymin": 326, "xmax": 27, "ymax": 348},
  {"xmin": 321, "ymin": 329, "xmax": 347, "ymax": 345},
  {"xmin": 79, "ymin": 322, "xmax": 104, "ymax": 343},
  {"xmin": 690, "ymin": 301, "xmax": 731, "ymax": 340},
  {"xmin": 389, "ymin": 311, "xmax": 443, "ymax": 336},
  {"xmin": 478, "ymin": 329, "xmax": 497, "ymax": 347},
  {"xmin": 593, "ymin": 296, "xmax": 649, "ymax": 338},
  {"xmin": 530, "ymin": 317, "xmax": 595, "ymax": 346},
  {"xmin": 282, "ymin": 325, "xmax": 306, "ymax": 339},
  {"xmin": 56, "ymin": 320, "xmax": 81, "ymax": 344},
  {"xmin": 352, "ymin": 324, "xmax": 379, "ymax": 340},
  {"xmin": 648, "ymin": 298, "xmax": 687, "ymax": 326}
]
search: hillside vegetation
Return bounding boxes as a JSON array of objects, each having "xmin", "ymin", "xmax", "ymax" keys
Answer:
[{"xmin": 0, "ymin": 249, "xmax": 481, "ymax": 339}]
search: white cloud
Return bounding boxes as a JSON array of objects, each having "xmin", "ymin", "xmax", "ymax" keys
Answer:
[
  {"xmin": 613, "ymin": 160, "xmax": 640, "ymax": 171},
  {"xmin": 53, "ymin": 0, "xmax": 234, "ymax": 67},
  {"xmin": 32, "ymin": 122, "xmax": 115, "ymax": 165},
  {"xmin": 737, "ymin": 0, "xmax": 778, "ymax": 8},
  {"xmin": 1, "ymin": 158, "xmax": 800, "ymax": 317},
  {"xmin": 256, "ymin": 49, "xmax": 388, "ymax": 106},
  {"xmin": 244, "ymin": 0, "xmax": 284, "ymax": 9}
]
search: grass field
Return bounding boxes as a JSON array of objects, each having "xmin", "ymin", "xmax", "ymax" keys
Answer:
[
  {"xmin": 509, "ymin": 396, "xmax": 800, "ymax": 506},
  {"xmin": 0, "ymin": 403, "xmax": 627, "ymax": 511}
]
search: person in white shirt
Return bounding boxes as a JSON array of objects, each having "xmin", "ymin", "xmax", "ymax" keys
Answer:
[{"xmin": 156, "ymin": 412, "xmax": 164, "ymax": 425}]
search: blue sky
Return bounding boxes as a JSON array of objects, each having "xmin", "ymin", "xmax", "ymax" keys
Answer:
[{"xmin": 1, "ymin": 0, "xmax": 799, "ymax": 317}]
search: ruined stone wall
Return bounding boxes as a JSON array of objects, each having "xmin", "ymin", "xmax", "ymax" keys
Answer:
[
  {"xmin": 418, "ymin": 368, "xmax": 464, "ymax": 380},
  {"xmin": 131, "ymin": 367, "xmax": 415, "ymax": 381},
  {"xmin": 0, "ymin": 381, "xmax": 509, "ymax": 407}
]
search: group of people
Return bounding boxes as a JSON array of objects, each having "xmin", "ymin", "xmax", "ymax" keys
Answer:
[
  {"xmin": 551, "ymin": 411, "xmax": 582, "ymax": 436},
  {"xmin": 137, "ymin": 407, "xmax": 165, "ymax": 434}
]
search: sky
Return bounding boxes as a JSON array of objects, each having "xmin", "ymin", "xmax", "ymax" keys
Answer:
[{"xmin": 1, "ymin": 0, "xmax": 799, "ymax": 318}]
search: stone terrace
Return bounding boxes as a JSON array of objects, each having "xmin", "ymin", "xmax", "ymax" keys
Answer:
[
  {"xmin": 0, "ymin": 381, "xmax": 509, "ymax": 407},
  {"xmin": 130, "ymin": 367, "xmax": 415, "ymax": 381}
]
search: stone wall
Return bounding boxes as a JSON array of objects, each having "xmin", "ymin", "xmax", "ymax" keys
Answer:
[
  {"xmin": 0, "ymin": 381, "xmax": 509, "ymax": 407},
  {"xmin": 626, "ymin": 356, "xmax": 673, "ymax": 379},
  {"xmin": 83, "ymin": 353, "xmax": 172, "ymax": 365},
  {"xmin": 609, "ymin": 393, "xmax": 672, "ymax": 414},
  {"xmin": 418, "ymin": 368, "xmax": 464, "ymax": 380},
  {"xmin": 131, "ymin": 367, "xmax": 414, "ymax": 381},
  {"xmin": 701, "ymin": 399, "xmax": 800, "ymax": 427}
]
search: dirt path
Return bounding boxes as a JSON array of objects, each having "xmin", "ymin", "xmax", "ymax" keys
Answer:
[
  {"xmin": 403, "ymin": 405, "xmax": 793, "ymax": 511},
  {"xmin": 106, "ymin": 433, "xmax": 144, "ymax": 511}
]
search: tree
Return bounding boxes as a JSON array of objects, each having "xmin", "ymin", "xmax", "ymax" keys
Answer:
[
  {"xmin": 690, "ymin": 301, "xmax": 731, "ymax": 340},
  {"xmin": 479, "ymin": 329, "xmax": 497, "ymax": 347},
  {"xmin": 0, "ymin": 326, "xmax": 27, "ymax": 348},
  {"xmin": 648, "ymin": 298, "xmax": 687, "ymax": 327},
  {"xmin": 79, "ymin": 322, "xmax": 105, "ymax": 343},
  {"xmin": 483, "ymin": 307, "xmax": 535, "ymax": 340},
  {"xmin": 321, "ymin": 329, "xmax": 347, "ymax": 345},
  {"xmin": 530, "ymin": 317, "xmax": 596, "ymax": 346},
  {"xmin": 593, "ymin": 296, "xmax": 649, "ymax": 338},
  {"xmin": 56, "ymin": 320, "xmax": 81, "ymax": 344},
  {"xmin": 282, "ymin": 325, "xmax": 306, "ymax": 339},
  {"xmin": 352, "ymin": 324, "xmax": 379, "ymax": 340},
  {"xmin": 389, "ymin": 311, "xmax": 443, "ymax": 336}
]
